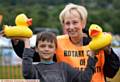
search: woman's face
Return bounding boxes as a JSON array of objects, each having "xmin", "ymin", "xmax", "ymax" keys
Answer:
[
  {"xmin": 36, "ymin": 40, "xmax": 56, "ymax": 61},
  {"xmin": 63, "ymin": 10, "xmax": 83, "ymax": 38}
]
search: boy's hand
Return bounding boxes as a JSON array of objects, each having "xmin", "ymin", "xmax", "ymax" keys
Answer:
[
  {"xmin": 12, "ymin": 39, "xmax": 20, "ymax": 45},
  {"xmin": 12, "ymin": 37, "xmax": 30, "ymax": 48},
  {"xmin": 15, "ymin": 38, "xmax": 30, "ymax": 48}
]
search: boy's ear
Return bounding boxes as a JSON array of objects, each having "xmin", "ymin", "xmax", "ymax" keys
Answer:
[{"xmin": 35, "ymin": 47, "xmax": 38, "ymax": 52}]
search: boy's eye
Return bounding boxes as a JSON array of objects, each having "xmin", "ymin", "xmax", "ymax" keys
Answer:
[
  {"xmin": 48, "ymin": 45, "xmax": 54, "ymax": 48},
  {"xmin": 39, "ymin": 44, "xmax": 54, "ymax": 48},
  {"xmin": 39, "ymin": 44, "xmax": 46, "ymax": 48}
]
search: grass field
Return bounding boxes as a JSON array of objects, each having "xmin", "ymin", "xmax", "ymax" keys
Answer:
[
  {"xmin": 0, "ymin": 65, "xmax": 119, "ymax": 81},
  {"xmin": 0, "ymin": 65, "xmax": 23, "ymax": 79}
]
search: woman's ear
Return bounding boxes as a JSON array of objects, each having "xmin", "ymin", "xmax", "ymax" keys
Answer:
[
  {"xmin": 63, "ymin": 24, "xmax": 68, "ymax": 34},
  {"xmin": 81, "ymin": 20, "xmax": 86, "ymax": 29}
]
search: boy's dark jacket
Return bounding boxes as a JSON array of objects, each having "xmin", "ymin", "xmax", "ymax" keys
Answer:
[{"xmin": 23, "ymin": 48, "xmax": 97, "ymax": 82}]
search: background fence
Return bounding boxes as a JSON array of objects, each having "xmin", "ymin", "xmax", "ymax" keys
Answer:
[
  {"xmin": 0, "ymin": 37, "xmax": 23, "ymax": 79},
  {"xmin": 0, "ymin": 36, "xmax": 119, "ymax": 82},
  {"xmin": 0, "ymin": 47, "xmax": 23, "ymax": 79}
]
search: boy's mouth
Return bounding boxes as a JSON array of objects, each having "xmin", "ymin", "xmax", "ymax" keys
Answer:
[{"xmin": 42, "ymin": 53, "xmax": 51, "ymax": 55}]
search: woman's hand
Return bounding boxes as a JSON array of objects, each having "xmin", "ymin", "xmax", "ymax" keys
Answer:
[
  {"xmin": 88, "ymin": 44, "xmax": 112, "ymax": 57},
  {"xmin": 87, "ymin": 50, "xmax": 97, "ymax": 58},
  {"xmin": 102, "ymin": 44, "xmax": 111, "ymax": 55},
  {"xmin": 0, "ymin": 30, "xmax": 5, "ymax": 37}
]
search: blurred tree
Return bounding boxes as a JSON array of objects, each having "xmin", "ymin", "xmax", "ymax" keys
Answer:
[
  {"xmin": 113, "ymin": 0, "xmax": 120, "ymax": 9},
  {"xmin": 0, "ymin": 0, "xmax": 120, "ymax": 34}
]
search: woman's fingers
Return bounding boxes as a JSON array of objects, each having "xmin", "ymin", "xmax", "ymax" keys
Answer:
[{"xmin": 0, "ymin": 30, "xmax": 5, "ymax": 37}]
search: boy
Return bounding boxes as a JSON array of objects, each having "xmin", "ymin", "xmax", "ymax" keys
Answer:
[{"xmin": 22, "ymin": 31, "xmax": 97, "ymax": 82}]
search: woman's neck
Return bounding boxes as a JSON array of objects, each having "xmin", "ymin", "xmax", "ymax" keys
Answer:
[{"xmin": 69, "ymin": 35, "xmax": 83, "ymax": 46}]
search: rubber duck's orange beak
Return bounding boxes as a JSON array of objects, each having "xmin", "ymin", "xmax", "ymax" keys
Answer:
[
  {"xmin": 90, "ymin": 29, "xmax": 100, "ymax": 37},
  {"xmin": 27, "ymin": 18, "xmax": 32, "ymax": 26}
]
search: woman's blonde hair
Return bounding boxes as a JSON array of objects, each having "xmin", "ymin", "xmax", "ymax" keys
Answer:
[{"xmin": 59, "ymin": 3, "xmax": 88, "ymax": 25}]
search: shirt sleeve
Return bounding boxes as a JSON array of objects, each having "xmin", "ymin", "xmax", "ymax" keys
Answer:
[
  {"xmin": 22, "ymin": 48, "xmax": 37, "ymax": 79},
  {"xmin": 103, "ymin": 48, "xmax": 120, "ymax": 78},
  {"xmin": 64, "ymin": 56, "xmax": 97, "ymax": 82},
  {"xmin": 11, "ymin": 40, "xmax": 24, "ymax": 58}
]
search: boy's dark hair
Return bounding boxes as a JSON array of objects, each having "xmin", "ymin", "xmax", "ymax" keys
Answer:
[{"xmin": 36, "ymin": 31, "xmax": 57, "ymax": 48}]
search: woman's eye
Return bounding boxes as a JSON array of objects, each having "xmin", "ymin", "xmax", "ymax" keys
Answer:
[
  {"xmin": 65, "ymin": 22, "xmax": 70, "ymax": 25},
  {"xmin": 73, "ymin": 21, "xmax": 78, "ymax": 24}
]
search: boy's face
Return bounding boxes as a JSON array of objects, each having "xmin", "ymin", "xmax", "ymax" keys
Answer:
[{"xmin": 36, "ymin": 40, "xmax": 56, "ymax": 61}]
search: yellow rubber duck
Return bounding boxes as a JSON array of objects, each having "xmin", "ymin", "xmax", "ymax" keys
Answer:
[
  {"xmin": 88, "ymin": 24, "xmax": 112, "ymax": 50},
  {"xmin": 3, "ymin": 13, "xmax": 33, "ymax": 38}
]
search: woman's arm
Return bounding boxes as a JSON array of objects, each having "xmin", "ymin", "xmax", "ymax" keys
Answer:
[
  {"xmin": 103, "ymin": 47, "xmax": 120, "ymax": 78},
  {"xmin": 11, "ymin": 39, "xmax": 40, "ymax": 62},
  {"xmin": 11, "ymin": 40, "xmax": 24, "ymax": 58}
]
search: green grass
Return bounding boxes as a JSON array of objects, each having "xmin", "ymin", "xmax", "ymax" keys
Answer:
[
  {"xmin": 0, "ymin": 65, "xmax": 23, "ymax": 79},
  {"xmin": 0, "ymin": 65, "xmax": 119, "ymax": 81}
]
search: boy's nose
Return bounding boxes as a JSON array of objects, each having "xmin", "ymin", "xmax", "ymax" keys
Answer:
[{"xmin": 44, "ymin": 46, "xmax": 50, "ymax": 51}]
